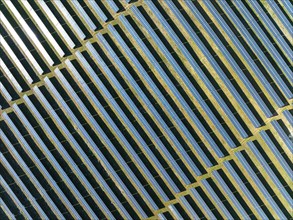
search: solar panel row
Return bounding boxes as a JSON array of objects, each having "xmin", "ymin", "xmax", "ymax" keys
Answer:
[{"xmin": 1, "ymin": 0, "xmax": 292, "ymax": 219}]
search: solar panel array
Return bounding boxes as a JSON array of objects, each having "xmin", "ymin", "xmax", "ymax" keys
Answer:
[{"xmin": 0, "ymin": 0, "xmax": 292, "ymax": 219}]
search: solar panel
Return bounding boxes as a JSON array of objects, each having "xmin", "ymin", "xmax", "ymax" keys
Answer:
[
  {"xmin": 212, "ymin": 170, "xmax": 249, "ymax": 218},
  {"xmin": 260, "ymin": 131, "xmax": 292, "ymax": 176},
  {"xmin": 233, "ymin": 0, "xmax": 292, "ymax": 92},
  {"xmin": 223, "ymin": 161, "xmax": 268, "ymax": 219},
  {"xmin": 53, "ymin": 0, "xmax": 86, "ymax": 40},
  {"xmin": 248, "ymin": 141, "xmax": 292, "ymax": 205},
  {"xmin": 1, "ymin": 1, "xmax": 292, "ymax": 218},
  {"xmin": 71, "ymin": 1, "xmax": 96, "ymax": 32},
  {"xmin": 218, "ymin": 0, "xmax": 292, "ymax": 100},
  {"xmin": 235, "ymin": 151, "xmax": 286, "ymax": 219},
  {"xmin": 87, "ymin": 0, "xmax": 108, "ymax": 22},
  {"xmin": 248, "ymin": 0, "xmax": 292, "ymax": 60}
]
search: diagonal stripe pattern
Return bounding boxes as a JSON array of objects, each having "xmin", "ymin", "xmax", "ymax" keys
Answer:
[{"xmin": 0, "ymin": 0, "xmax": 292, "ymax": 219}]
